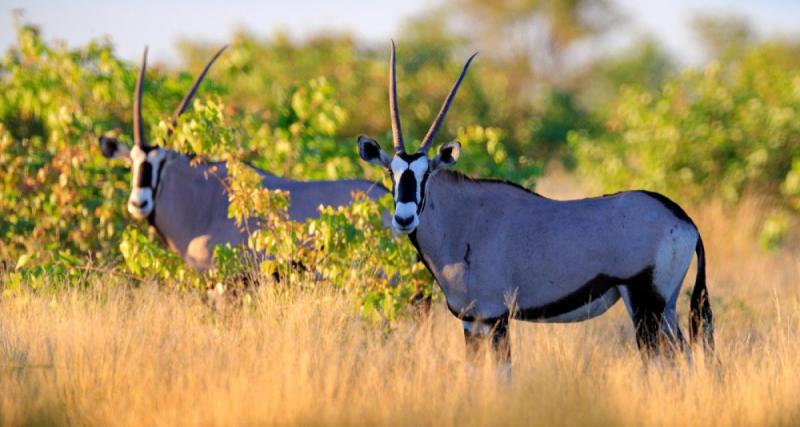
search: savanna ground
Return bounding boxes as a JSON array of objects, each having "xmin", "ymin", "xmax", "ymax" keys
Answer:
[{"xmin": 2, "ymin": 171, "xmax": 799, "ymax": 427}]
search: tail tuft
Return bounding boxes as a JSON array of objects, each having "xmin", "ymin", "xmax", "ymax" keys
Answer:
[{"xmin": 689, "ymin": 235, "xmax": 715, "ymax": 352}]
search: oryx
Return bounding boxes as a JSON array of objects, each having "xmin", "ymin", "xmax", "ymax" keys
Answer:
[
  {"xmin": 356, "ymin": 42, "xmax": 714, "ymax": 372},
  {"xmin": 99, "ymin": 47, "xmax": 387, "ymax": 270}
]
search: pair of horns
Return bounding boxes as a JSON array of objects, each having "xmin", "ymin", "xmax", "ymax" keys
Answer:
[
  {"xmin": 133, "ymin": 45, "xmax": 228, "ymax": 147},
  {"xmin": 389, "ymin": 40, "xmax": 477, "ymax": 154}
]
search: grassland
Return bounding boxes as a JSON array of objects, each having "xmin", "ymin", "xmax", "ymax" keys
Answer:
[{"xmin": 2, "ymin": 176, "xmax": 799, "ymax": 427}]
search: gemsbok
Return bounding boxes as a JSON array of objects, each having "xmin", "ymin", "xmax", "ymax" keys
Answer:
[
  {"xmin": 99, "ymin": 47, "xmax": 387, "ymax": 270},
  {"xmin": 356, "ymin": 42, "xmax": 714, "ymax": 373}
]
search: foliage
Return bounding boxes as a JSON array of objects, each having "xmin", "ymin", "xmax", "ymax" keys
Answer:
[
  {"xmin": 758, "ymin": 213, "xmax": 791, "ymax": 251},
  {"xmin": 0, "ymin": 24, "xmax": 132, "ymax": 265},
  {"xmin": 0, "ymin": 22, "xmax": 226, "ymax": 267},
  {"xmin": 570, "ymin": 41, "xmax": 800, "ymax": 211},
  {"xmin": 175, "ymin": 98, "xmax": 431, "ymax": 321},
  {"xmin": 246, "ymin": 77, "xmax": 357, "ymax": 180},
  {"xmin": 691, "ymin": 14, "xmax": 754, "ymax": 61},
  {"xmin": 451, "ymin": 0, "xmax": 620, "ymax": 81},
  {"xmin": 160, "ymin": 97, "xmax": 237, "ymax": 159},
  {"xmin": 0, "ymin": 23, "xmax": 431, "ymax": 321},
  {"xmin": 119, "ymin": 228, "xmax": 199, "ymax": 285},
  {"xmin": 184, "ymin": 29, "xmax": 558, "ymax": 172},
  {"xmin": 14, "ymin": 7, "xmax": 800, "ymax": 318},
  {"xmin": 254, "ymin": 194, "xmax": 430, "ymax": 322},
  {"xmin": 455, "ymin": 125, "xmax": 541, "ymax": 187},
  {"xmin": 576, "ymin": 39, "xmax": 675, "ymax": 112},
  {"xmin": 125, "ymin": 57, "xmax": 432, "ymax": 320}
]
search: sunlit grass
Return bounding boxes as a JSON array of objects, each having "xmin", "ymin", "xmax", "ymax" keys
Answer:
[{"xmin": 1, "ymin": 197, "xmax": 799, "ymax": 426}]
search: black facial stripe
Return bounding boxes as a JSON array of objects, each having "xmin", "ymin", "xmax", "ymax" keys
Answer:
[
  {"xmin": 417, "ymin": 172, "xmax": 430, "ymax": 214},
  {"xmin": 137, "ymin": 161, "xmax": 153, "ymax": 188},
  {"xmin": 397, "ymin": 152, "xmax": 426, "ymax": 162},
  {"xmin": 397, "ymin": 170, "xmax": 417, "ymax": 203}
]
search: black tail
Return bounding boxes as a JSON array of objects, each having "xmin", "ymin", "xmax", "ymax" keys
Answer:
[{"xmin": 689, "ymin": 235, "xmax": 714, "ymax": 351}]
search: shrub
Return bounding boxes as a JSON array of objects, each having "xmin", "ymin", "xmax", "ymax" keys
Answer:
[
  {"xmin": 570, "ymin": 42, "xmax": 800, "ymax": 210},
  {"xmin": 1, "ymin": 21, "xmax": 540, "ymax": 321}
]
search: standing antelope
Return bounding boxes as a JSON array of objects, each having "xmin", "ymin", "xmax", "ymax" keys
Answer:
[
  {"xmin": 99, "ymin": 47, "xmax": 387, "ymax": 270},
  {"xmin": 356, "ymin": 42, "xmax": 714, "ymax": 373}
]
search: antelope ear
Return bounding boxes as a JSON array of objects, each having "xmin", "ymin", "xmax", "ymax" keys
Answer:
[
  {"xmin": 98, "ymin": 136, "xmax": 130, "ymax": 160},
  {"xmin": 431, "ymin": 141, "xmax": 461, "ymax": 171},
  {"xmin": 357, "ymin": 135, "xmax": 391, "ymax": 167}
]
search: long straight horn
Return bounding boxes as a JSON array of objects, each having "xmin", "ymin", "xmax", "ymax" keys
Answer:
[
  {"xmin": 389, "ymin": 40, "xmax": 405, "ymax": 153},
  {"xmin": 169, "ymin": 45, "xmax": 228, "ymax": 133},
  {"xmin": 133, "ymin": 47, "xmax": 148, "ymax": 147},
  {"xmin": 418, "ymin": 52, "xmax": 478, "ymax": 154}
]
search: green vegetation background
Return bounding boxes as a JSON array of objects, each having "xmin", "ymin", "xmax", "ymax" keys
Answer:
[{"xmin": 2, "ymin": 2, "xmax": 800, "ymax": 319}]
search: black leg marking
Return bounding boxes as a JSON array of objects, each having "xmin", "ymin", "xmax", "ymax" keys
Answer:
[
  {"xmin": 492, "ymin": 317, "xmax": 511, "ymax": 366},
  {"xmin": 463, "ymin": 316, "xmax": 511, "ymax": 367},
  {"xmin": 464, "ymin": 326, "xmax": 483, "ymax": 363},
  {"xmin": 623, "ymin": 267, "xmax": 670, "ymax": 355},
  {"xmin": 269, "ymin": 259, "xmax": 310, "ymax": 283}
]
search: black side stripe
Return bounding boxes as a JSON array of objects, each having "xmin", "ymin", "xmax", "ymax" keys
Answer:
[{"xmin": 516, "ymin": 266, "xmax": 657, "ymax": 321}]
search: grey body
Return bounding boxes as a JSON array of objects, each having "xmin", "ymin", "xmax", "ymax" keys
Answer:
[
  {"xmin": 149, "ymin": 151, "xmax": 387, "ymax": 270},
  {"xmin": 99, "ymin": 46, "xmax": 387, "ymax": 271},
  {"xmin": 413, "ymin": 171, "xmax": 696, "ymax": 325},
  {"xmin": 355, "ymin": 43, "xmax": 714, "ymax": 375}
]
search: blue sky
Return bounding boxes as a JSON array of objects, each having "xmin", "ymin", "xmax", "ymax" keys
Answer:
[{"xmin": 1, "ymin": 0, "xmax": 799, "ymax": 66}]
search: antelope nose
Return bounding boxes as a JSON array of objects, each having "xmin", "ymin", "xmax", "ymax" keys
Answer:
[
  {"xmin": 394, "ymin": 215, "xmax": 414, "ymax": 227},
  {"xmin": 130, "ymin": 199, "xmax": 148, "ymax": 209}
]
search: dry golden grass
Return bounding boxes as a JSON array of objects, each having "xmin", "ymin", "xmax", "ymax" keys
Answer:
[{"xmin": 2, "ymin": 176, "xmax": 800, "ymax": 426}]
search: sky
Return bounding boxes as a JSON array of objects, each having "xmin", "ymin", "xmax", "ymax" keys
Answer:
[
  {"xmin": 615, "ymin": 0, "xmax": 800, "ymax": 63},
  {"xmin": 1, "ymin": 0, "xmax": 799, "ymax": 66}
]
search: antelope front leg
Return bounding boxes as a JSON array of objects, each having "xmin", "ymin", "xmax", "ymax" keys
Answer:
[{"xmin": 462, "ymin": 317, "xmax": 511, "ymax": 381}]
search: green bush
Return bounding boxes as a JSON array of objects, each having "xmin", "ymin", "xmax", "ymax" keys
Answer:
[
  {"xmin": 0, "ymin": 23, "xmax": 227, "ymax": 266},
  {"xmin": 167, "ymin": 97, "xmax": 430, "ymax": 321},
  {"xmin": 0, "ymin": 24, "xmax": 133, "ymax": 264},
  {"xmin": 570, "ymin": 41, "xmax": 800, "ymax": 209},
  {"xmin": 0, "ymin": 21, "xmax": 548, "ymax": 321}
]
